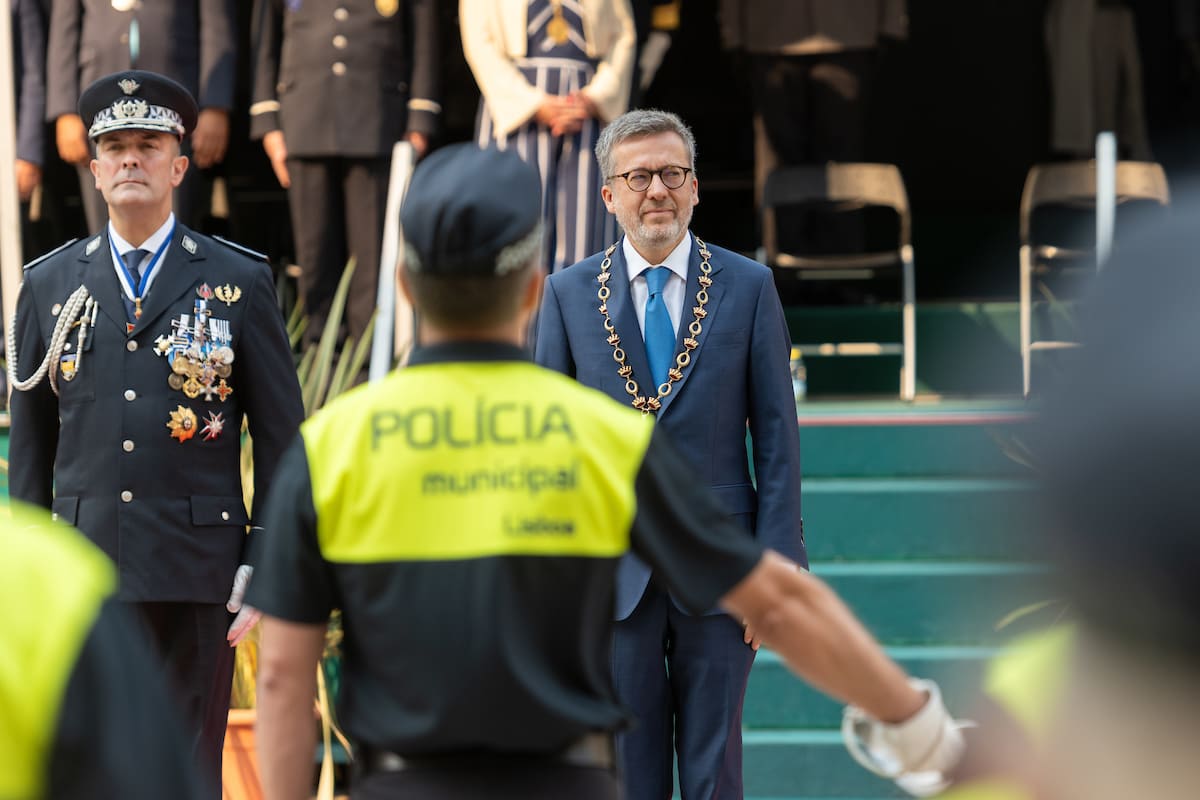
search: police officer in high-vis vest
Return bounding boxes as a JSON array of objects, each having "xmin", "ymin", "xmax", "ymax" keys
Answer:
[
  {"xmin": 1, "ymin": 501, "xmax": 205, "ymax": 799},
  {"xmin": 248, "ymin": 145, "xmax": 965, "ymax": 800},
  {"xmin": 7, "ymin": 70, "xmax": 305, "ymax": 793}
]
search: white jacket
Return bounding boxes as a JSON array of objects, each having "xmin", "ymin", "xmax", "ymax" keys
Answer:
[{"xmin": 460, "ymin": 0, "xmax": 636, "ymax": 136}]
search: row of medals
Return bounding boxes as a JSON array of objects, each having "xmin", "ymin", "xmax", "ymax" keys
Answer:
[{"xmin": 154, "ymin": 283, "xmax": 238, "ymax": 442}]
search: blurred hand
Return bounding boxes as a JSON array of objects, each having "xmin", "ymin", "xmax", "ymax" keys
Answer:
[
  {"xmin": 535, "ymin": 96, "xmax": 587, "ymax": 137},
  {"xmin": 568, "ymin": 91, "xmax": 600, "ymax": 120},
  {"xmin": 743, "ymin": 619, "xmax": 763, "ymax": 651},
  {"xmin": 15, "ymin": 159, "xmax": 42, "ymax": 201},
  {"xmin": 226, "ymin": 564, "xmax": 262, "ymax": 647},
  {"xmin": 262, "ymin": 129, "xmax": 291, "ymax": 188},
  {"xmin": 405, "ymin": 130, "xmax": 429, "ymax": 159},
  {"xmin": 191, "ymin": 108, "xmax": 230, "ymax": 169},
  {"xmin": 55, "ymin": 114, "xmax": 90, "ymax": 164}
]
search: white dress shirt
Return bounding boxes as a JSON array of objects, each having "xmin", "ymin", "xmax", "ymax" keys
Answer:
[
  {"xmin": 108, "ymin": 212, "xmax": 175, "ymax": 301},
  {"xmin": 624, "ymin": 231, "xmax": 691, "ymax": 337}
]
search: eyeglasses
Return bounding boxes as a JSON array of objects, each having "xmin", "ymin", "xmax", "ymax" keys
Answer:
[{"xmin": 608, "ymin": 166, "xmax": 692, "ymax": 192}]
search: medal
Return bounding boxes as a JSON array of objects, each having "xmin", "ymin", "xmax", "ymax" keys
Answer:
[
  {"xmin": 201, "ymin": 411, "xmax": 225, "ymax": 441},
  {"xmin": 215, "ymin": 284, "xmax": 242, "ymax": 306},
  {"xmin": 158, "ymin": 286, "xmax": 236, "ymax": 402},
  {"xmin": 167, "ymin": 406, "xmax": 198, "ymax": 442},
  {"xmin": 547, "ymin": 1, "xmax": 570, "ymax": 44}
]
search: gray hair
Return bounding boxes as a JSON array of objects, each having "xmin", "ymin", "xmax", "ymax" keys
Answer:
[{"xmin": 595, "ymin": 109, "xmax": 697, "ymax": 181}]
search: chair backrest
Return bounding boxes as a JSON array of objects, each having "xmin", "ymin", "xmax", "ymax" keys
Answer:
[
  {"xmin": 762, "ymin": 163, "xmax": 912, "ymax": 248},
  {"xmin": 1019, "ymin": 161, "xmax": 1171, "ymax": 243}
]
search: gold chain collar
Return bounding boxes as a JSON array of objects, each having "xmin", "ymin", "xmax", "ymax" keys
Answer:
[{"xmin": 596, "ymin": 238, "xmax": 714, "ymax": 415}]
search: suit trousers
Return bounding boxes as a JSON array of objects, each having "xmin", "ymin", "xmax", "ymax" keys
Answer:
[
  {"xmin": 130, "ymin": 601, "xmax": 235, "ymax": 798},
  {"xmin": 285, "ymin": 156, "xmax": 389, "ymax": 350},
  {"xmin": 612, "ymin": 584, "xmax": 756, "ymax": 800},
  {"xmin": 353, "ymin": 761, "xmax": 620, "ymax": 799}
]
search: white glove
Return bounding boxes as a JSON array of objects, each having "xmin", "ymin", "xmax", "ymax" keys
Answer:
[
  {"xmin": 841, "ymin": 678, "xmax": 971, "ymax": 797},
  {"xmin": 226, "ymin": 564, "xmax": 262, "ymax": 647}
]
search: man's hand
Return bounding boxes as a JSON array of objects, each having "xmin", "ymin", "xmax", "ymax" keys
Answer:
[
  {"xmin": 191, "ymin": 108, "xmax": 230, "ymax": 169},
  {"xmin": 262, "ymin": 129, "xmax": 291, "ymax": 188},
  {"xmin": 534, "ymin": 96, "xmax": 587, "ymax": 137},
  {"xmin": 55, "ymin": 114, "xmax": 90, "ymax": 164},
  {"xmin": 15, "ymin": 159, "xmax": 42, "ymax": 201},
  {"xmin": 743, "ymin": 620, "xmax": 763, "ymax": 651},
  {"xmin": 405, "ymin": 130, "xmax": 429, "ymax": 159},
  {"xmin": 226, "ymin": 564, "xmax": 263, "ymax": 647}
]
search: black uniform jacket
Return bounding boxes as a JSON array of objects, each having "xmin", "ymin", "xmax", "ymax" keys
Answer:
[
  {"xmin": 250, "ymin": 0, "xmax": 439, "ymax": 157},
  {"xmin": 9, "ymin": 226, "xmax": 304, "ymax": 604}
]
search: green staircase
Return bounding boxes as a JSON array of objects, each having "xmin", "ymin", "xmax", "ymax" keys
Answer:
[{"xmin": 740, "ymin": 400, "xmax": 1045, "ymax": 800}]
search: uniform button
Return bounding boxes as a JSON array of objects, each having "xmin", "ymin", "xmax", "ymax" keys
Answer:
[
  {"xmin": 332, "ymin": 62, "xmax": 347, "ymax": 76},
  {"xmin": 122, "ymin": 439, "xmax": 135, "ymax": 452},
  {"xmin": 333, "ymin": 34, "xmax": 348, "ymax": 49},
  {"xmin": 51, "ymin": 303, "xmax": 61, "ymax": 316},
  {"xmin": 121, "ymin": 490, "xmax": 133, "ymax": 503},
  {"xmin": 63, "ymin": 341, "xmax": 72, "ymax": 351},
  {"xmin": 221, "ymin": 511, "xmax": 230, "ymax": 521},
  {"xmin": 51, "ymin": 512, "xmax": 59, "ymax": 521},
  {"xmin": 124, "ymin": 389, "xmax": 137, "ymax": 401},
  {"xmin": 126, "ymin": 340, "xmax": 138, "ymax": 352},
  {"xmin": 333, "ymin": 7, "xmax": 348, "ymax": 20}
]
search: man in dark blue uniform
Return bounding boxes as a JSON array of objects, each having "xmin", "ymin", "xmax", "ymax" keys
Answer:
[
  {"xmin": 250, "ymin": 0, "xmax": 439, "ymax": 351},
  {"xmin": 46, "ymin": 0, "xmax": 236, "ymax": 230},
  {"xmin": 8, "ymin": 70, "xmax": 304, "ymax": 793},
  {"xmin": 248, "ymin": 145, "xmax": 965, "ymax": 800}
]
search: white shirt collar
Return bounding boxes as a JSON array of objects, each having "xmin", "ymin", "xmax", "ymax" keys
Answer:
[
  {"xmin": 624, "ymin": 231, "xmax": 692, "ymax": 285},
  {"xmin": 108, "ymin": 212, "xmax": 176, "ymax": 256}
]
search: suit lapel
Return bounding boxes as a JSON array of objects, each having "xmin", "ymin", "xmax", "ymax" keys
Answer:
[
  {"xmin": 656, "ymin": 237, "xmax": 726, "ymax": 417},
  {"xmin": 606, "ymin": 245, "xmax": 655, "ymax": 401},
  {"xmin": 131, "ymin": 226, "xmax": 205, "ymax": 336},
  {"xmin": 78, "ymin": 233, "xmax": 129, "ymax": 334}
]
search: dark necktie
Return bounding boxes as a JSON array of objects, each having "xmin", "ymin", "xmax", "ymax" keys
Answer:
[
  {"xmin": 643, "ymin": 267, "xmax": 675, "ymax": 390},
  {"xmin": 123, "ymin": 248, "xmax": 149, "ymax": 287}
]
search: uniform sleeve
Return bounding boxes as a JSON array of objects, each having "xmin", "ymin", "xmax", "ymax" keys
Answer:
[
  {"xmin": 405, "ymin": 0, "xmax": 441, "ymax": 136},
  {"xmin": 235, "ymin": 260, "xmax": 305, "ymax": 528},
  {"xmin": 45, "ymin": 599, "xmax": 210, "ymax": 800},
  {"xmin": 246, "ymin": 436, "xmax": 338, "ymax": 624},
  {"xmin": 580, "ymin": 0, "xmax": 636, "ymax": 123},
  {"xmin": 8, "ymin": 276, "xmax": 59, "ymax": 510},
  {"xmin": 248, "ymin": 0, "xmax": 284, "ymax": 138},
  {"xmin": 197, "ymin": 0, "xmax": 237, "ymax": 110},
  {"xmin": 629, "ymin": 426, "xmax": 765, "ymax": 614},
  {"xmin": 44, "ymin": 0, "xmax": 81, "ymax": 121},
  {"xmin": 459, "ymin": 0, "xmax": 544, "ymax": 136},
  {"xmin": 15, "ymin": 0, "xmax": 47, "ymax": 165}
]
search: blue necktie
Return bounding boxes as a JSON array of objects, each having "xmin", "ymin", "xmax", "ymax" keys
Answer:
[
  {"xmin": 643, "ymin": 267, "xmax": 675, "ymax": 389},
  {"xmin": 123, "ymin": 248, "xmax": 149, "ymax": 287}
]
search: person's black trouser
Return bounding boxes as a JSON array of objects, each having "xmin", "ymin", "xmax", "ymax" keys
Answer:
[{"xmin": 353, "ymin": 757, "xmax": 620, "ymax": 799}]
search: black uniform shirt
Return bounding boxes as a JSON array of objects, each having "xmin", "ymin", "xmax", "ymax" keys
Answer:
[{"xmin": 249, "ymin": 342, "xmax": 764, "ymax": 755}]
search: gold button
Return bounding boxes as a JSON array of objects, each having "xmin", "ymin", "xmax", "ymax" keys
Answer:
[
  {"xmin": 333, "ymin": 34, "xmax": 348, "ymax": 49},
  {"xmin": 124, "ymin": 389, "xmax": 136, "ymax": 401},
  {"xmin": 333, "ymin": 7, "xmax": 348, "ymax": 20},
  {"xmin": 332, "ymin": 62, "xmax": 347, "ymax": 76},
  {"xmin": 221, "ymin": 511, "xmax": 231, "ymax": 521},
  {"xmin": 126, "ymin": 340, "xmax": 138, "ymax": 352},
  {"xmin": 122, "ymin": 440, "xmax": 135, "ymax": 452},
  {"xmin": 121, "ymin": 490, "xmax": 133, "ymax": 503}
]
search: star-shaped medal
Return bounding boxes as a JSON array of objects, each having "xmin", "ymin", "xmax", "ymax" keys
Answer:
[
  {"xmin": 201, "ymin": 411, "xmax": 225, "ymax": 441},
  {"xmin": 167, "ymin": 405, "xmax": 198, "ymax": 442}
]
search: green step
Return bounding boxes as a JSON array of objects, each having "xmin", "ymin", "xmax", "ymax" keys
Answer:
[
  {"xmin": 744, "ymin": 646, "xmax": 994, "ymax": 730},
  {"xmin": 815, "ymin": 562, "xmax": 1051, "ymax": 644},
  {"xmin": 802, "ymin": 477, "xmax": 1037, "ymax": 561},
  {"xmin": 742, "ymin": 730, "xmax": 908, "ymax": 798},
  {"xmin": 798, "ymin": 421, "xmax": 1029, "ymax": 478}
]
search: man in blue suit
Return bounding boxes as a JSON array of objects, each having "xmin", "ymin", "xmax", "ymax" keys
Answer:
[{"xmin": 535, "ymin": 109, "xmax": 805, "ymax": 800}]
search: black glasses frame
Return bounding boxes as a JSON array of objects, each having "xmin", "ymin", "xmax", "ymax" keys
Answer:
[{"xmin": 608, "ymin": 166, "xmax": 692, "ymax": 192}]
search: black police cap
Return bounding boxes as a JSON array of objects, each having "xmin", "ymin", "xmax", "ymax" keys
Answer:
[
  {"xmin": 79, "ymin": 70, "xmax": 199, "ymax": 140},
  {"xmin": 401, "ymin": 144, "xmax": 542, "ymax": 277}
]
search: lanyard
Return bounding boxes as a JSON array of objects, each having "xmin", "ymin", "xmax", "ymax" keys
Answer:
[{"xmin": 110, "ymin": 222, "xmax": 174, "ymax": 319}]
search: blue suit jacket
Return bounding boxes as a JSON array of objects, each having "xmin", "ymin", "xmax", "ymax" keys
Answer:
[{"xmin": 536, "ymin": 235, "xmax": 806, "ymax": 620}]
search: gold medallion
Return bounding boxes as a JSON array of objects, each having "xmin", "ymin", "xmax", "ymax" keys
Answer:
[
  {"xmin": 168, "ymin": 373, "xmax": 184, "ymax": 391},
  {"xmin": 547, "ymin": 11, "xmax": 569, "ymax": 44},
  {"xmin": 167, "ymin": 406, "xmax": 198, "ymax": 443},
  {"xmin": 376, "ymin": 0, "xmax": 398, "ymax": 17},
  {"xmin": 183, "ymin": 376, "xmax": 203, "ymax": 399}
]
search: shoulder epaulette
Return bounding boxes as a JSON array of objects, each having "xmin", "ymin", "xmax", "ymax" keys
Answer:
[
  {"xmin": 22, "ymin": 238, "xmax": 80, "ymax": 271},
  {"xmin": 212, "ymin": 235, "xmax": 269, "ymax": 264}
]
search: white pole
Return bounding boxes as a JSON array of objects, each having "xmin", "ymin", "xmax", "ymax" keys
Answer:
[
  {"xmin": 1095, "ymin": 131, "xmax": 1117, "ymax": 270},
  {"xmin": 369, "ymin": 141, "xmax": 415, "ymax": 382},
  {"xmin": 0, "ymin": 3, "xmax": 24, "ymax": 375}
]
